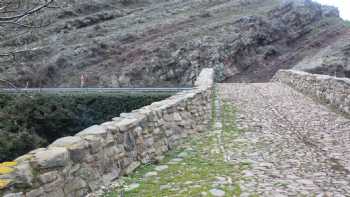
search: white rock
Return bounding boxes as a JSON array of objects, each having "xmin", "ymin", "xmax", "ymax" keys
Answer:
[
  {"xmin": 296, "ymin": 179, "xmax": 314, "ymax": 186},
  {"xmin": 76, "ymin": 125, "xmax": 107, "ymax": 136},
  {"xmin": 125, "ymin": 162, "xmax": 140, "ymax": 175},
  {"xmin": 50, "ymin": 136, "xmax": 83, "ymax": 147},
  {"xmin": 160, "ymin": 185, "xmax": 171, "ymax": 190},
  {"xmin": 155, "ymin": 165, "xmax": 168, "ymax": 172},
  {"xmin": 209, "ymin": 188, "xmax": 225, "ymax": 197},
  {"xmin": 125, "ymin": 183, "xmax": 140, "ymax": 191},
  {"xmin": 144, "ymin": 171, "xmax": 158, "ymax": 178},
  {"xmin": 168, "ymin": 158, "xmax": 183, "ymax": 164},
  {"xmin": 178, "ymin": 152, "xmax": 189, "ymax": 158}
]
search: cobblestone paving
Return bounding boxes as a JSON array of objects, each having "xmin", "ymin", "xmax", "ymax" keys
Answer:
[
  {"xmin": 96, "ymin": 87, "xmax": 248, "ymax": 197},
  {"xmin": 219, "ymin": 83, "xmax": 350, "ymax": 196},
  {"xmin": 96, "ymin": 83, "xmax": 350, "ymax": 197}
]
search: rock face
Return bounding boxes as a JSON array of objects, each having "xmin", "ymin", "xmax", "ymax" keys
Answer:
[
  {"xmin": 0, "ymin": 0, "xmax": 348, "ymax": 88},
  {"xmin": 293, "ymin": 31, "xmax": 350, "ymax": 78},
  {"xmin": 0, "ymin": 69, "xmax": 214, "ymax": 197}
]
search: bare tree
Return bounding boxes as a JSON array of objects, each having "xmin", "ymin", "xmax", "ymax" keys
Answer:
[
  {"xmin": 0, "ymin": 0, "xmax": 56, "ymax": 88},
  {"xmin": 0, "ymin": 0, "xmax": 54, "ymax": 57}
]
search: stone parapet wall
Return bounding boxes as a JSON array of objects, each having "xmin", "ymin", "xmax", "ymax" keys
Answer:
[
  {"xmin": 0, "ymin": 68, "xmax": 214, "ymax": 197},
  {"xmin": 272, "ymin": 69, "xmax": 350, "ymax": 115}
]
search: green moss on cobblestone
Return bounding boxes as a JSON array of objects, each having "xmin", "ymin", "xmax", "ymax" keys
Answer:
[
  {"xmin": 105, "ymin": 135, "xmax": 242, "ymax": 196},
  {"xmin": 104, "ymin": 98, "xmax": 256, "ymax": 197},
  {"xmin": 221, "ymin": 101, "xmax": 249, "ymax": 153},
  {"xmin": 222, "ymin": 102, "xmax": 239, "ymax": 135},
  {"xmin": 210, "ymin": 86, "xmax": 217, "ymax": 129}
]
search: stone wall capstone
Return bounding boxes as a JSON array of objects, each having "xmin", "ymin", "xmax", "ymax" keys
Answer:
[
  {"xmin": 272, "ymin": 69, "xmax": 350, "ymax": 116},
  {"xmin": 0, "ymin": 68, "xmax": 214, "ymax": 197}
]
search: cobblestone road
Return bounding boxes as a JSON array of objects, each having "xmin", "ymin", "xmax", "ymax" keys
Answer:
[
  {"xmin": 96, "ymin": 82, "xmax": 350, "ymax": 197},
  {"xmin": 219, "ymin": 83, "xmax": 350, "ymax": 196}
]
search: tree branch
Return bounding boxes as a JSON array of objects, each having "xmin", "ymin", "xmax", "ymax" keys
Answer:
[
  {"xmin": 0, "ymin": 0, "xmax": 54, "ymax": 22},
  {"xmin": 0, "ymin": 0, "xmax": 54, "ymax": 58},
  {"xmin": 0, "ymin": 21, "xmax": 50, "ymax": 28},
  {"xmin": 0, "ymin": 79, "xmax": 18, "ymax": 89}
]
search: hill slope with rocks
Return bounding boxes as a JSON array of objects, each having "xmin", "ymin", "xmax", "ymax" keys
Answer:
[{"xmin": 0, "ymin": 0, "xmax": 349, "ymax": 88}]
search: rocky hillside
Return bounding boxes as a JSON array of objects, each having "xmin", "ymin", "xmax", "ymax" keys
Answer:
[{"xmin": 0, "ymin": 0, "xmax": 349, "ymax": 88}]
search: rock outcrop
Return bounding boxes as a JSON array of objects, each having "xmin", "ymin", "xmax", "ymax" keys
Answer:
[
  {"xmin": 0, "ymin": 0, "xmax": 349, "ymax": 87},
  {"xmin": 293, "ymin": 31, "xmax": 350, "ymax": 78}
]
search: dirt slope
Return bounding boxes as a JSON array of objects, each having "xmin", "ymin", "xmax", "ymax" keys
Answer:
[{"xmin": 0, "ymin": 0, "xmax": 349, "ymax": 87}]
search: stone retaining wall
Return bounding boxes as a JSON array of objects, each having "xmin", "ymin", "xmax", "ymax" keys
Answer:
[
  {"xmin": 272, "ymin": 69, "xmax": 350, "ymax": 116},
  {"xmin": 0, "ymin": 69, "xmax": 214, "ymax": 197}
]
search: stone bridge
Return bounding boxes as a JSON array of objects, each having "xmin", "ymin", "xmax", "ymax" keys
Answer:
[{"xmin": 1, "ymin": 69, "xmax": 350, "ymax": 196}]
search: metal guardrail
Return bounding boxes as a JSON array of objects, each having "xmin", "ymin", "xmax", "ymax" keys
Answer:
[{"xmin": 0, "ymin": 87, "xmax": 193, "ymax": 93}]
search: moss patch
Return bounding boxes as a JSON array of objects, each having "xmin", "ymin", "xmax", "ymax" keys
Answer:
[
  {"xmin": 222, "ymin": 101, "xmax": 239, "ymax": 134},
  {"xmin": 0, "ymin": 166, "xmax": 14, "ymax": 175},
  {"xmin": 210, "ymin": 86, "xmax": 217, "ymax": 128},
  {"xmin": 0, "ymin": 179, "xmax": 11, "ymax": 189},
  {"xmin": 0, "ymin": 162, "xmax": 17, "ymax": 167},
  {"xmin": 105, "ymin": 136, "xmax": 243, "ymax": 196},
  {"xmin": 104, "ymin": 96, "xmax": 254, "ymax": 197}
]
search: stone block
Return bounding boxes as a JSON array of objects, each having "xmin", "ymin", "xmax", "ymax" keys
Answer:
[
  {"xmin": 14, "ymin": 154, "xmax": 33, "ymax": 163},
  {"xmin": 173, "ymin": 112, "xmax": 182, "ymax": 122},
  {"xmin": 63, "ymin": 177, "xmax": 88, "ymax": 196},
  {"xmin": 38, "ymin": 171, "xmax": 59, "ymax": 184},
  {"xmin": 124, "ymin": 161, "xmax": 140, "ymax": 175},
  {"xmin": 123, "ymin": 132, "xmax": 136, "ymax": 152},
  {"xmin": 101, "ymin": 121, "xmax": 119, "ymax": 134},
  {"xmin": 11, "ymin": 162, "xmax": 35, "ymax": 186},
  {"xmin": 34, "ymin": 148, "xmax": 70, "ymax": 169},
  {"xmin": 3, "ymin": 193, "xmax": 24, "ymax": 197},
  {"xmin": 80, "ymin": 135, "xmax": 103, "ymax": 154},
  {"xmin": 45, "ymin": 189, "xmax": 65, "ymax": 197},
  {"xmin": 76, "ymin": 125, "xmax": 108, "ymax": 138},
  {"xmin": 42, "ymin": 175, "xmax": 64, "ymax": 193},
  {"xmin": 26, "ymin": 188, "xmax": 44, "ymax": 197},
  {"xmin": 50, "ymin": 137, "xmax": 89, "ymax": 162},
  {"xmin": 102, "ymin": 168, "xmax": 120, "ymax": 184},
  {"xmin": 50, "ymin": 136, "xmax": 82, "ymax": 147},
  {"xmin": 115, "ymin": 118, "xmax": 139, "ymax": 132}
]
